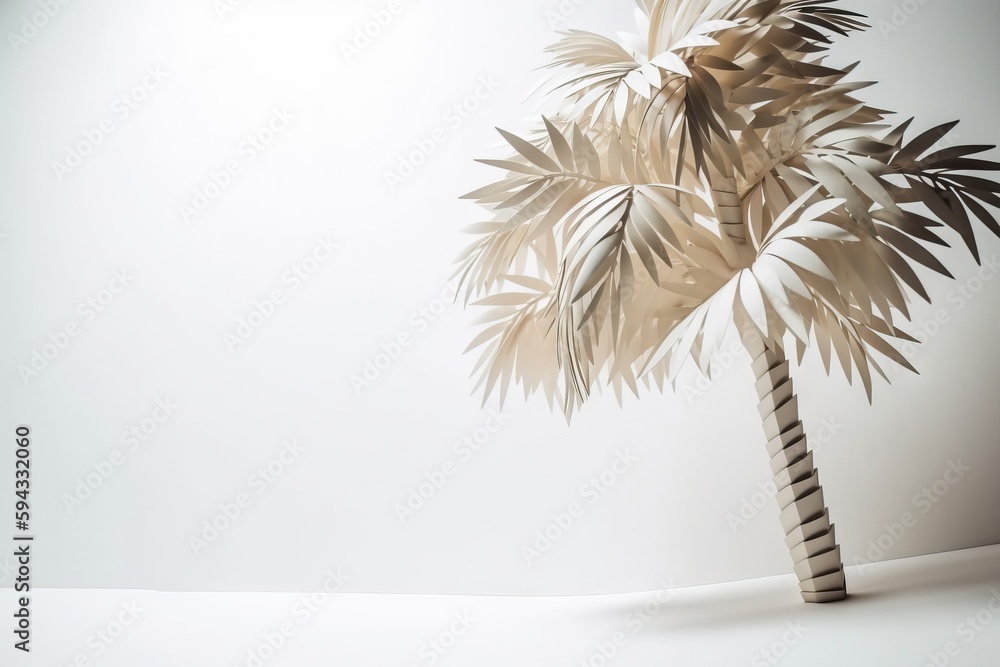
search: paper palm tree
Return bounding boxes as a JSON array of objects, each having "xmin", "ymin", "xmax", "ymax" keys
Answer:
[{"xmin": 456, "ymin": 0, "xmax": 1000, "ymax": 602}]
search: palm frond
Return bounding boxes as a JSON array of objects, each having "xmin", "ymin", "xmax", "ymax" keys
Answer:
[{"xmin": 458, "ymin": 0, "xmax": 1000, "ymax": 417}]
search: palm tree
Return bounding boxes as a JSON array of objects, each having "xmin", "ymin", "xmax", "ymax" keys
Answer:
[{"xmin": 456, "ymin": 0, "xmax": 1000, "ymax": 602}]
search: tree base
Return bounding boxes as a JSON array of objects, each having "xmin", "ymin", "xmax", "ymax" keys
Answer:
[{"xmin": 802, "ymin": 588, "xmax": 848, "ymax": 603}]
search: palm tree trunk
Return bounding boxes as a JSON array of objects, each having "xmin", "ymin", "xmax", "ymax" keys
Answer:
[
  {"xmin": 743, "ymin": 333, "xmax": 848, "ymax": 603},
  {"xmin": 707, "ymin": 165, "xmax": 745, "ymax": 244}
]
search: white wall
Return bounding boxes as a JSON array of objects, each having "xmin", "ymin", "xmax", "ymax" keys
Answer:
[{"xmin": 1, "ymin": 0, "xmax": 998, "ymax": 595}]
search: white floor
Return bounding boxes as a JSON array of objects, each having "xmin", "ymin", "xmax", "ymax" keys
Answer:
[{"xmin": 6, "ymin": 545, "xmax": 1000, "ymax": 666}]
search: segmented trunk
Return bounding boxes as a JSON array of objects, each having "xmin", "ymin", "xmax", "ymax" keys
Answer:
[
  {"xmin": 745, "ymin": 334, "xmax": 848, "ymax": 603},
  {"xmin": 708, "ymin": 166, "xmax": 745, "ymax": 244}
]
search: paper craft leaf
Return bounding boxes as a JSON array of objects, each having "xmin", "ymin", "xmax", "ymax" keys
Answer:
[{"xmin": 456, "ymin": 0, "xmax": 1000, "ymax": 416}]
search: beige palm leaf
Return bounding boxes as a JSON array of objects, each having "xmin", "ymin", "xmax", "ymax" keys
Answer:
[{"xmin": 457, "ymin": 0, "xmax": 1000, "ymax": 602}]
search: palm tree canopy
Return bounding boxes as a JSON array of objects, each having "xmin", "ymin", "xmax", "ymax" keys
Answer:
[{"xmin": 457, "ymin": 0, "xmax": 1000, "ymax": 418}]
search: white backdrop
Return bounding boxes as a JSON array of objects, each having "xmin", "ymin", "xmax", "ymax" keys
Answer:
[{"xmin": 1, "ymin": 0, "xmax": 999, "ymax": 595}]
